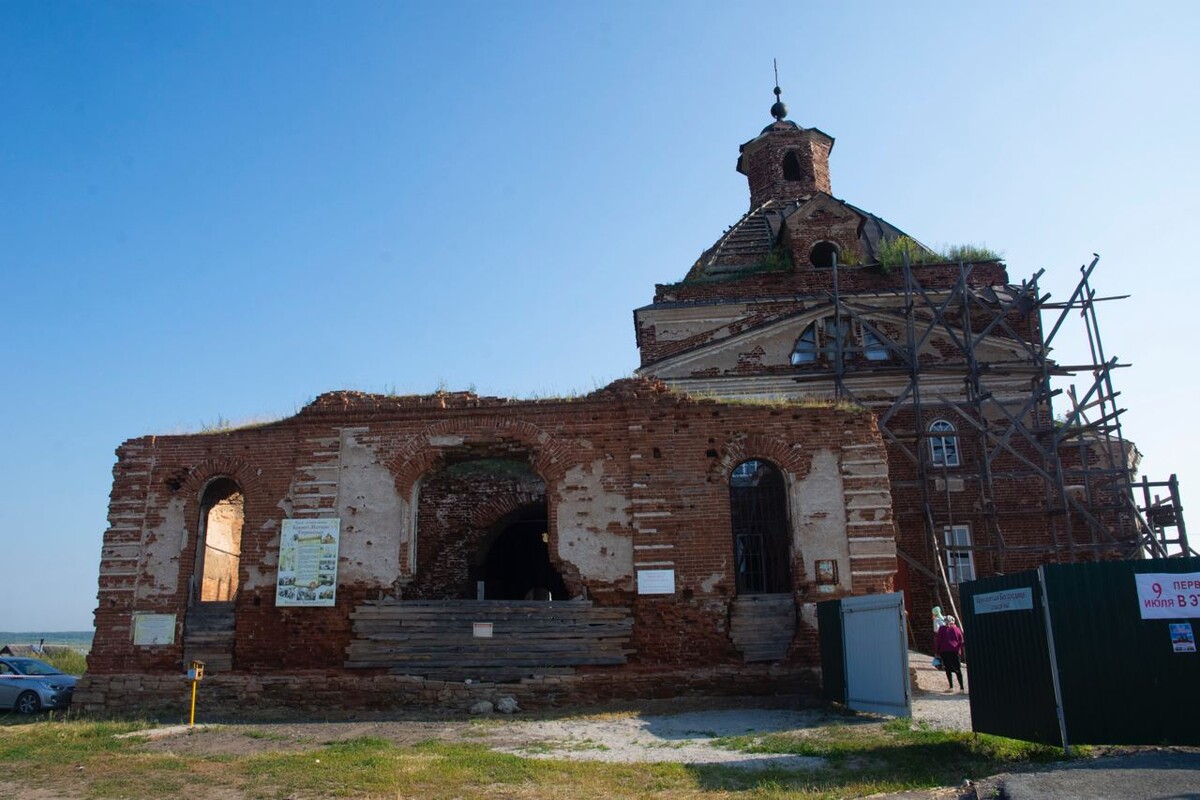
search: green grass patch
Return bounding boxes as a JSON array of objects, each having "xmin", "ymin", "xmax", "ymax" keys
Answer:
[
  {"xmin": 876, "ymin": 236, "xmax": 1003, "ymax": 271},
  {"xmin": 0, "ymin": 717, "xmax": 1076, "ymax": 800},
  {"xmin": 677, "ymin": 389, "xmax": 868, "ymax": 415},
  {"xmin": 711, "ymin": 719, "xmax": 1067, "ymax": 793},
  {"xmin": 40, "ymin": 648, "xmax": 89, "ymax": 676},
  {"xmin": 0, "ymin": 719, "xmax": 145, "ymax": 760}
]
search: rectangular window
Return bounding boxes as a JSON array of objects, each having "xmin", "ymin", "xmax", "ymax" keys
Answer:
[{"xmin": 943, "ymin": 525, "xmax": 976, "ymax": 584}]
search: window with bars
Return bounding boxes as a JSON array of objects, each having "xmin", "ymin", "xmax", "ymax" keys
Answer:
[
  {"xmin": 943, "ymin": 525, "xmax": 976, "ymax": 584},
  {"xmin": 730, "ymin": 460, "xmax": 792, "ymax": 594}
]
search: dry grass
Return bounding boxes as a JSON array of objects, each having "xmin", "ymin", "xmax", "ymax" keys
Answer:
[{"xmin": 0, "ymin": 716, "xmax": 1072, "ymax": 799}]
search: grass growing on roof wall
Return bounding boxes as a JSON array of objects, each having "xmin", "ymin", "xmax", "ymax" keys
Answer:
[
  {"xmin": 679, "ymin": 390, "xmax": 867, "ymax": 414},
  {"xmin": 875, "ymin": 237, "xmax": 1003, "ymax": 271},
  {"xmin": 0, "ymin": 716, "xmax": 1076, "ymax": 800}
]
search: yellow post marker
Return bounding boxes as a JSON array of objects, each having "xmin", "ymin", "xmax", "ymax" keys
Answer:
[{"xmin": 187, "ymin": 660, "xmax": 205, "ymax": 727}]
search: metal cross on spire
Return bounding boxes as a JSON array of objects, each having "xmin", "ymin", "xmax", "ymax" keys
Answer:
[{"xmin": 770, "ymin": 58, "xmax": 788, "ymax": 121}]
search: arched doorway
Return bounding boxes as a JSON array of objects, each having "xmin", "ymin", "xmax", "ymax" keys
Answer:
[
  {"xmin": 185, "ymin": 477, "xmax": 243, "ymax": 673},
  {"xmin": 730, "ymin": 459, "xmax": 792, "ymax": 594},
  {"xmin": 475, "ymin": 502, "xmax": 566, "ymax": 601},
  {"xmin": 194, "ymin": 478, "xmax": 244, "ymax": 603},
  {"xmin": 728, "ymin": 459, "xmax": 797, "ymax": 662}
]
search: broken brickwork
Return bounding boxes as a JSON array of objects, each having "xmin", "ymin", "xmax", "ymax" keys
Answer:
[{"xmin": 80, "ymin": 379, "xmax": 896, "ymax": 712}]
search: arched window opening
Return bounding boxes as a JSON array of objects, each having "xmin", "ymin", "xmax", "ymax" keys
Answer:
[
  {"xmin": 929, "ymin": 420, "xmax": 961, "ymax": 467},
  {"xmin": 810, "ymin": 241, "xmax": 840, "ymax": 269},
  {"xmin": 730, "ymin": 460, "xmax": 792, "ymax": 594},
  {"xmin": 474, "ymin": 502, "xmax": 566, "ymax": 601},
  {"xmin": 790, "ymin": 323, "xmax": 818, "ymax": 365},
  {"xmin": 196, "ymin": 478, "xmax": 244, "ymax": 603},
  {"xmin": 782, "ymin": 150, "xmax": 804, "ymax": 182}
]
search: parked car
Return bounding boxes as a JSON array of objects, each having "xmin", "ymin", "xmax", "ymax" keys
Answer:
[{"xmin": 0, "ymin": 657, "xmax": 77, "ymax": 714}]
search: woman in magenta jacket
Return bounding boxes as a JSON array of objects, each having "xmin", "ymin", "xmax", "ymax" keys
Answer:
[{"xmin": 935, "ymin": 615, "xmax": 965, "ymax": 691}]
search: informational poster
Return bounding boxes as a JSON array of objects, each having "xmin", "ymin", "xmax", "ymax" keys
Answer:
[
  {"xmin": 1170, "ymin": 623, "xmax": 1196, "ymax": 653},
  {"xmin": 132, "ymin": 613, "xmax": 176, "ymax": 646},
  {"xmin": 1134, "ymin": 572, "xmax": 1200, "ymax": 619},
  {"xmin": 276, "ymin": 518, "xmax": 340, "ymax": 607},
  {"xmin": 974, "ymin": 587, "xmax": 1034, "ymax": 615},
  {"xmin": 637, "ymin": 568, "xmax": 675, "ymax": 595}
]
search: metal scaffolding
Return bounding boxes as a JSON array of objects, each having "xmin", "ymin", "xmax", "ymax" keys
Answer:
[{"xmin": 799, "ymin": 253, "xmax": 1192, "ymax": 616}]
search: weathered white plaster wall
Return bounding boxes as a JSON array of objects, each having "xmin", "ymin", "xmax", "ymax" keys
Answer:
[
  {"xmin": 337, "ymin": 430, "xmax": 402, "ymax": 584},
  {"xmin": 555, "ymin": 460, "xmax": 634, "ymax": 585},
  {"xmin": 137, "ymin": 496, "xmax": 187, "ymax": 601},
  {"xmin": 244, "ymin": 518, "xmax": 279, "ymax": 591},
  {"xmin": 790, "ymin": 448, "xmax": 851, "ymax": 589}
]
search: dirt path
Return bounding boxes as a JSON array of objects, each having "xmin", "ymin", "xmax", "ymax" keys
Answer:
[{"xmin": 130, "ymin": 652, "xmax": 970, "ymax": 769}]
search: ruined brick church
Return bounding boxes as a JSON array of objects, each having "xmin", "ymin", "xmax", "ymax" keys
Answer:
[{"xmin": 79, "ymin": 88, "xmax": 1154, "ymax": 713}]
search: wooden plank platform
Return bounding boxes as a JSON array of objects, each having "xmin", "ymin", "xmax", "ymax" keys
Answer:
[
  {"xmin": 345, "ymin": 599, "xmax": 633, "ymax": 679},
  {"xmin": 183, "ymin": 602, "xmax": 236, "ymax": 674},
  {"xmin": 729, "ymin": 593, "xmax": 795, "ymax": 663}
]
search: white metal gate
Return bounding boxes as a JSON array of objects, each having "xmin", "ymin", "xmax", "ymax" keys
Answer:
[{"xmin": 841, "ymin": 592, "xmax": 910, "ymax": 716}]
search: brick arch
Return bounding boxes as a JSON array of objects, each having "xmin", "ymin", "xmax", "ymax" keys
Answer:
[
  {"xmin": 467, "ymin": 489, "xmax": 581, "ymax": 599},
  {"xmin": 468, "ymin": 488, "xmax": 547, "ymax": 531},
  {"xmin": 173, "ymin": 456, "xmax": 264, "ymax": 606},
  {"xmin": 389, "ymin": 416, "xmax": 574, "ymax": 497},
  {"xmin": 177, "ymin": 456, "xmax": 264, "ymax": 498},
  {"xmin": 716, "ymin": 434, "xmax": 811, "ymax": 481},
  {"xmin": 721, "ymin": 436, "xmax": 810, "ymax": 598}
]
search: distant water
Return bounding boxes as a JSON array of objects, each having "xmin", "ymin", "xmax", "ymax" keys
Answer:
[{"xmin": 0, "ymin": 631, "xmax": 94, "ymax": 653}]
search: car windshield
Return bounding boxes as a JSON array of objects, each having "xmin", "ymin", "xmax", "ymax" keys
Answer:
[{"xmin": 6, "ymin": 658, "xmax": 64, "ymax": 676}]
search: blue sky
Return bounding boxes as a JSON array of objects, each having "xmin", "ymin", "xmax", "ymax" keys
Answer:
[{"xmin": 2, "ymin": 2, "xmax": 1197, "ymax": 631}]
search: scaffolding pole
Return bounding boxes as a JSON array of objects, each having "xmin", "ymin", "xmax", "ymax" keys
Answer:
[{"xmin": 814, "ymin": 252, "xmax": 1190, "ymax": 621}]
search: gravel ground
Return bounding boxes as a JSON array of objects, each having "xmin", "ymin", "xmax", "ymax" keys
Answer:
[
  {"xmin": 490, "ymin": 708, "xmax": 831, "ymax": 769},
  {"xmin": 132, "ymin": 651, "xmax": 971, "ymax": 772},
  {"xmin": 489, "ymin": 652, "xmax": 971, "ymax": 767},
  {"xmin": 909, "ymin": 650, "xmax": 972, "ymax": 732}
]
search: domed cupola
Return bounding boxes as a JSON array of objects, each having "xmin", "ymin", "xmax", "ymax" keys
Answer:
[{"xmin": 737, "ymin": 84, "xmax": 835, "ymax": 210}]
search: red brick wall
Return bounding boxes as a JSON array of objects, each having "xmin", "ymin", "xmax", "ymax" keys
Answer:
[
  {"xmin": 411, "ymin": 469, "xmax": 545, "ymax": 600},
  {"xmin": 86, "ymin": 380, "xmax": 896, "ymax": 693},
  {"xmin": 741, "ymin": 126, "xmax": 833, "ymax": 209}
]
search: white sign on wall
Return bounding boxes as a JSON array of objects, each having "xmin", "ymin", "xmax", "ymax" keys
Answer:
[
  {"xmin": 132, "ymin": 613, "xmax": 177, "ymax": 646},
  {"xmin": 276, "ymin": 518, "xmax": 341, "ymax": 607},
  {"xmin": 637, "ymin": 569, "xmax": 675, "ymax": 595},
  {"xmin": 1134, "ymin": 572, "xmax": 1200, "ymax": 620},
  {"xmin": 973, "ymin": 587, "xmax": 1034, "ymax": 615}
]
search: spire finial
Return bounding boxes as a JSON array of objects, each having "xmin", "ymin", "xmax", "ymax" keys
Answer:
[{"xmin": 770, "ymin": 58, "xmax": 788, "ymax": 121}]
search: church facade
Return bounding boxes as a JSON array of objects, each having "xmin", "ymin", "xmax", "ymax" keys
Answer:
[
  {"xmin": 78, "ymin": 89, "xmax": 1141, "ymax": 713},
  {"xmin": 634, "ymin": 91, "xmax": 1142, "ymax": 648}
]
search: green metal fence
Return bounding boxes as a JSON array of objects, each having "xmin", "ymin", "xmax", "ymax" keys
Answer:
[
  {"xmin": 958, "ymin": 571, "xmax": 1062, "ymax": 745},
  {"xmin": 817, "ymin": 598, "xmax": 846, "ymax": 704},
  {"xmin": 961, "ymin": 557, "xmax": 1200, "ymax": 747}
]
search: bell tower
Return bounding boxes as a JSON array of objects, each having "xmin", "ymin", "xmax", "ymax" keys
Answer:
[{"xmin": 737, "ymin": 84, "xmax": 834, "ymax": 210}]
